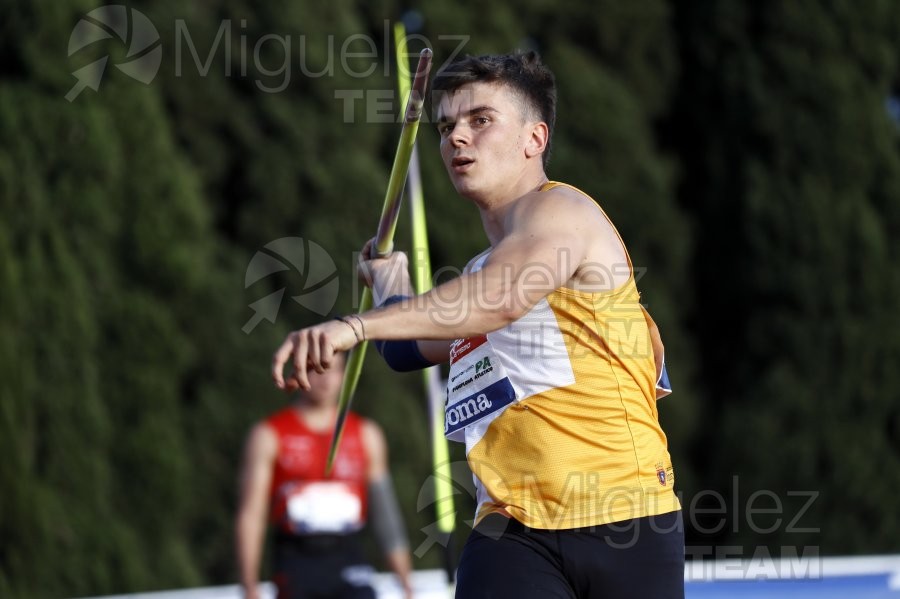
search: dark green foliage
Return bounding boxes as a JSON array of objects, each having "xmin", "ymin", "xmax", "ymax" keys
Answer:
[
  {"xmin": 1, "ymin": 0, "xmax": 899, "ymax": 595},
  {"xmin": 668, "ymin": 0, "xmax": 900, "ymax": 556}
]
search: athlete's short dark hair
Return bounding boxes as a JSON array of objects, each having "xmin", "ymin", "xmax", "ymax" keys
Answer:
[{"xmin": 431, "ymin": 51, "xmax": 557, "ymax": 167}]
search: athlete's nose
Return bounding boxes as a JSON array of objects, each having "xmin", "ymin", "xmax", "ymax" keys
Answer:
[{"xmin": 450, "ymin": 125, "xmax": 469, "ymax": 147}]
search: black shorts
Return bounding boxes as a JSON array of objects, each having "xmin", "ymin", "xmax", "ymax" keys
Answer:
[
  {"xmin": 273, "ymin": 533, "xmax": 377, "ymax": 599},
  {"xmin": 455, "ymin": 511, "xmax": 685, "ymax": 599}
]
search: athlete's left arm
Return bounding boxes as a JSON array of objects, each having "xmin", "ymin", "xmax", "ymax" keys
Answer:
[{"xmin": 361, "ymin": 420, "xmax": 413, "ymax": 599}]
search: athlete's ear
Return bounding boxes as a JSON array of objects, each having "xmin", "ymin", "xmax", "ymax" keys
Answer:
[{"xmin": 525, "ymin": 122, "xmax": 549, "ymax": 160}]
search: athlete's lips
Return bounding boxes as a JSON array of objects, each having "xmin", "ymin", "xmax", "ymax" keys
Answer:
[{"xmin": 451, "ymin": 155, "xmax": 475, "ymax": 171}]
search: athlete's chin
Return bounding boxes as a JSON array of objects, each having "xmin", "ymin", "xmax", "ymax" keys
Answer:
[{"xmin": 450, "ymin": 175, "xmax": 480, "ymax": 198}]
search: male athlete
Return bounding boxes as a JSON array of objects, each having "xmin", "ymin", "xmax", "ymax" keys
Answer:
[
  {"xmin": 272, "ymin": 51, "xmax": 684, "ymax": 598},
  {"xmin": 238, "ymin": 353, "xmax": 412, "ymax": 599}
]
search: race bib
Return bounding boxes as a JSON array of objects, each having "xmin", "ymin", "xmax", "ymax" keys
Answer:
[
  {"xmin": 284, "ymin": 481, "xmax": 363, "ymax": 534},
  {"xmin": 445, "ymin": 335, "xmax": 517, "ymax": 442}
]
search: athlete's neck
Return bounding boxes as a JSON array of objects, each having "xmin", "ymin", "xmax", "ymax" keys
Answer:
[
  {"xmin": 479, "ymin": 174, "xmax": 549, "ymax": 246},
  {"xmin": 293, "ymin": 400, "xmax": 337, "ymax": 432}
]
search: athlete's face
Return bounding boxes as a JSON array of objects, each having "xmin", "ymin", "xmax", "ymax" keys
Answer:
[
  {"xmin": 303, "ymin": 355, "xmax": 345, "ymax": 406},
  {"xmin": 437, "ymin": 82, "xmax": 536, "ymax": 200}
]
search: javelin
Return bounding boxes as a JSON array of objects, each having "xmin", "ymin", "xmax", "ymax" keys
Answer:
[
  {"xmin": 325, "ymin": 47, "xmax": 433, "ymax": 474},
  {"xmin": 394, "ymin": 21, "xmax": 458, "ymax": 590}
]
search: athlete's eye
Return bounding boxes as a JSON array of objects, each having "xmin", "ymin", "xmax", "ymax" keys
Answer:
[
  {"xmin": 474, "ymin": 116, "xmax": 490, "ymax": 126},
  {"xmin": 438, "ymin": 122, "xmax": 454, "ymax": 136}
]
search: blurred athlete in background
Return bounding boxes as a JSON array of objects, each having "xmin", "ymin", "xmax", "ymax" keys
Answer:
[{"xmin": 237, "ymin": 352, "xmax": 413, "ymax": 599}]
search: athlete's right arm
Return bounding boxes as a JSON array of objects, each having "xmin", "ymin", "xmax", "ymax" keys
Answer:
[{"xmin": 235, "ymin": 423, "xmax": 277, "ymax": 599}]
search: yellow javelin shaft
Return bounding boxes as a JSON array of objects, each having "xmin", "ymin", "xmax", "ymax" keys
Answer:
[
  {"xmin": 394, "ymin": 23, "xmax": 457, "ymax": 540},
  {"xmin": 326, "ymin": 48, "xmax": 433, "ymax": 474}
]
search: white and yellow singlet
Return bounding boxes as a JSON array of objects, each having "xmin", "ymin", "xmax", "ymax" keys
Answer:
[{"xmin": 445, "ymin": 182, "xmax": 680, "ymax": 530}]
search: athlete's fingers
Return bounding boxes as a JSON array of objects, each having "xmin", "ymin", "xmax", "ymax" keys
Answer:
[
  {"xmin": 357, "ymin": 239, "xmax": 377, "ymax": 286},
  {"xmin": 291, "ymin": 332, "xmax": 311, "ymax": 390},
  {"xmin": 361, "ymin": 237, "xmax": 377, "ymax": 260},
  {"xmin": 271, "ymin": 332, "xmax": 297, "ymax": 389},
  {"xmin": 322, "ymin": 343, "xmax": 334, "ymax": 368},
  {"xmin": 308, "ymin": 329, "xmax": 324, "ymax": 374},
  {"xmin": 320, "ymin": 338, "xmax": 335, "ymax": 371}
]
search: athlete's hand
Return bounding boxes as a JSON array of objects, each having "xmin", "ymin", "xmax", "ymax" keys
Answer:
[
  {"xmin": 272, "ymin": 319, "xmax": 358, "ymax": 391},
  {"xmin": 357, "ymin": 238, "xmax": 412, "ymax": 304}
]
